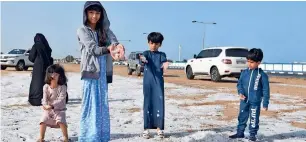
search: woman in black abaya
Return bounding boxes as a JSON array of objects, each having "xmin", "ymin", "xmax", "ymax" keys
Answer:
[{"xmin": 28, "ymin": 33, "xmax": 53, "ymax": 106}]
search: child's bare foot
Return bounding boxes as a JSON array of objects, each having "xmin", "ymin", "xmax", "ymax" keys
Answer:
[{"xmin": 62, "ymin": 138, "xmax": 69, "ymax": 142}]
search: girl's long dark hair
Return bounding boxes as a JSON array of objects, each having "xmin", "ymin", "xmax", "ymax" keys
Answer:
[
  {"xmin": 86, "ymin": 5, "xmax": 107, "ymax": 46},
  {"xmin": 97, "ymin": 26, "xmax": 107, "ymax": 47},
  {"xmin": 45, "ymin": 64, "xmax": 68, "ymax": 86}
]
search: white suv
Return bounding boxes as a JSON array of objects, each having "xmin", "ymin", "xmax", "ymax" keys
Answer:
[
  {"xmin": 185, "ymin": 47, "xmax": 248, "ymax": 82},
  {"xmin": 0, "ymin": 49, "xmax": 34, "ymax": 71}
]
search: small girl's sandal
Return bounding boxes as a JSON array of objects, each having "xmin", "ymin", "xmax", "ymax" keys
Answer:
[
  {"xmin": 157, "ymin": 130, "xmax": 165, "ymax": 138},
  {"xmin": 142, "ymin": 130, "xmax": 150, "ymax": 139}
]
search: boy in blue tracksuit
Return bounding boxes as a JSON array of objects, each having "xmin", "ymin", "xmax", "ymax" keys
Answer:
[{"xmin": 229, "ymin": 48, "xmax": 270, "ymax": 141}]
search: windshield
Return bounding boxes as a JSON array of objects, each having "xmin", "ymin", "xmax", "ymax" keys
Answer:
[{"xmin": 8, "ymin": 49, "xmax": 26, "ymax": 54}]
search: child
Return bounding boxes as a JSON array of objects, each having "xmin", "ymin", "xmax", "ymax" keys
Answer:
[
  {"xmin": 38, "ymin": 64, "xmax": 68, "ymax": 142},
  {"xmin": 77, "ymin": 1, "xmax": 124, "ymax": 141},
  {"xmin": 229, "ymin": 48, "xmax": 270, "ymax": 141},
  {"xmin": 140, "ymin": 32, "xmax": 169, "ymax": 139}
]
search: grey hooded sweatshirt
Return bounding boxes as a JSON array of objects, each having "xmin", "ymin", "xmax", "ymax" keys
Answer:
[{"xmin": 77, "ymin": 1, "xmax": 119, "ymax": 83}]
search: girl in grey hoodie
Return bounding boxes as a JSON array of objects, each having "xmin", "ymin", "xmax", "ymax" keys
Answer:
[{"xmin": 77, "ymin": 1, "xmax": 124, "ymax": 141}]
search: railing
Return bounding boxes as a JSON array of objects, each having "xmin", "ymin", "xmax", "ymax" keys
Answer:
[
  {"xmin": 260, "ymin": 63, "xmax": 306, "ymax": 76},
  {"xmin": 168, "ymin": 62, "xmax": 306, "ymax": 76},
  {"xmin": 168, "ymin": 62, "xmax": 186, "ymax": 70}
]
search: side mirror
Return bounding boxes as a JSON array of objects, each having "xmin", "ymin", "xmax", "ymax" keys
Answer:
[{"xmin": 193, "ymin": 54, "xmax": 197, "ymax": 58}]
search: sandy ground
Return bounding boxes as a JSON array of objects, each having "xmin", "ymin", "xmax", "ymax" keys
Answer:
[{"xmin": 1, "ymin": 64, "xmax": 306, "ymax": 142}]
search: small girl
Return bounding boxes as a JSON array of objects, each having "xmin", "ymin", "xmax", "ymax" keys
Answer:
[{"xmin": 38, "ymin": 64, "xmax": 68, "ymax": 142}]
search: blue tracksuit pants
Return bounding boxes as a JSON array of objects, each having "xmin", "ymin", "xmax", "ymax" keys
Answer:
[{"xmin": 237, "ymin": 100, "xmax": 261, "ymax": 135}]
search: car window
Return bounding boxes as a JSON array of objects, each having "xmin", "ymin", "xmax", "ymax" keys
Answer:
[
  {"xmin": 225, "ymin": 48, "xmax": 248, "ymax": 57},
  {"xmin": 136, "ymin": 53, "xmax": 142, "ymax": 59},
  {"xmin": 197, "ymin": 50, "xmax": 205, "ymax": 58},
  {"xmin": 132, "ymin": 54, "xmax": 136, "ymax": 60},
  {"xmin": 204, "ymin": 49, "xmax": 214, "ymax": 58},
  {"xmin": 211, "ymin": 49, "xmax": 222, "ymax": 57},
  {"xmin": 8, "ymin": 49, "xmax": 26, "ymax": 54}
]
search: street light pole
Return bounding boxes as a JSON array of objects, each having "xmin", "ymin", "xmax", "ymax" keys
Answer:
[
  {"xmin": 179, "ymin": 44, "xmax": 182, "ymax": 61},
  {"xmin": 203, "ymin": 25, "xmax": 206, "ymax": 50},
  {"xmin": 192, "ymin": 21, "xmax": 216, "ymax": 49}
]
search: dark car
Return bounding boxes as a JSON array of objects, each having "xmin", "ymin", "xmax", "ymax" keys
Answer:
[{"xmin": 127, "ymin": 51, "xmax": 144, "ymax": 76}]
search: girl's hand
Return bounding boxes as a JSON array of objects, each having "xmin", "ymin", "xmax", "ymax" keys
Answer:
[
  {"xmin": 43, "ymin": 105, "xmax": 52, "ymax": 110},
  {"xmin": 161, "ymin": 62, "xmax": 169, "ymax": 72},
  {"xmin": 263, "ymin": 107, "xmax": 268, "ymax": 111},
  {"xmin": 108, "ymin": 44, "xmax": 120, "ymax": 60},
  {"xmin": 116, "ymin": 44, "xmax": 125, "ymax": 60}
]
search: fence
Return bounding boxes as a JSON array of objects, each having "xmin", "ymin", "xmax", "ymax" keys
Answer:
[
  {"xmin": 260, "ymin": 63, "xmax": 306, "ymax": 76},
  {"xmin": 168, "ymin": 62, "xmax": 306, "ymax": 77},
  {"xmin": 168, "ymin": 62, "xmax": 186, "ymax": 70}
]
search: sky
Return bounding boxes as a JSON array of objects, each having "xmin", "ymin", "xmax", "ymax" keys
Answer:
[{"xmin": 1, "ymin": 1, "xmax": 306, "ymax": 63}]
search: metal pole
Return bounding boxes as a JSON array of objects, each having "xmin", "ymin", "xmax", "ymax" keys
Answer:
[
  {"xmin": 179, "ymin": 44, "xmax": 181, "ymax": 61},
  {"xmin": 192, "ymin": 21, "xmax": 216, "ymax": 49},
  {"xmin": 203, "ymin": 25, "xmax": 206, "ymax": 49}
]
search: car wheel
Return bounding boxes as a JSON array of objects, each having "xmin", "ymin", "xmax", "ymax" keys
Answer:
[
  {"xmin": 136, "ymin": 66, "xmax": 141, "ymax": 76},
  {"xmin": 1, "ymin": 66, "xmax": 7, "ymax": 70},
  {"xmin": 127, "ymin": 65, "xmax": 133, "ymax": 75},
  {"xmin": 186, "ymin": 66, "xmax": 195, "ymax": 80},
  {"xmin": 210, "ymin": 67, "xmax": 221, "ymax": 82},
  {"xmin": 15, "ymin": 61, "xmax": 25, "ymax": 71}
]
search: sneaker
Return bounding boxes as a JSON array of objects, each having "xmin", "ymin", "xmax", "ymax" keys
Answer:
[
  {"xmin": 142, "ymin": 130, "xmax": 150, "ymax": 139},
  {"xmin": 249, "ymin": 135, "xmax": 257, "ymax": 141},
  {"xmin": 229, "ymin": 133, "xmax": 244, "ymax": 139}
]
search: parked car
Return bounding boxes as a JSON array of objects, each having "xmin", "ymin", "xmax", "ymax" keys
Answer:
[
  {"xmin": 185, "ymin": 46, "xmax": 248, "ymax": 82},
  {"xmin": 127, "ymin": 51, "xmax": 144, "ymax": 76},
  {"xmin": 0, "ymin": 49, "xmax": 34, "ymax": 71}
]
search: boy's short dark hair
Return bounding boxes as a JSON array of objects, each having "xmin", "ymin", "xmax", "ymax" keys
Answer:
[
  {"xmin": 45, "ymin": 64, "xmax": 68, "ymax": 86},
  {"xmin": 147, "ymin": 32, "xmax": 164, "ymax": 45},
  {"xmin": 247, "ymin": 48, "xmax": 263, "ymax": 62}
]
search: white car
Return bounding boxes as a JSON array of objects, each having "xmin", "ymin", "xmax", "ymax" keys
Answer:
[
  {"xmin": 185, "ymin": 46, "xmax": 248, "ymax": 82},
  {"xmin": 0, "ymin": 49, "xmax": 34, "ymax": 71}
]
